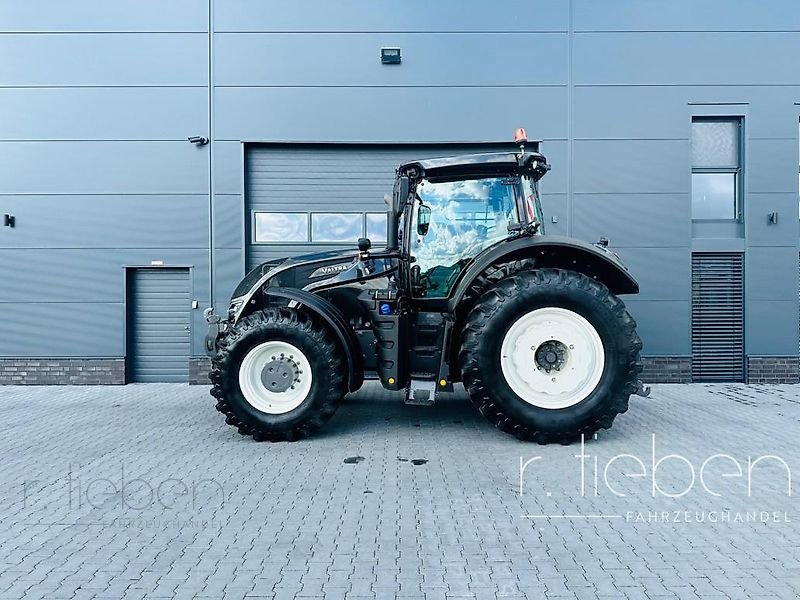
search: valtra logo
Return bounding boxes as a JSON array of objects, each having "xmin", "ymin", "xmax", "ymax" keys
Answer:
[{"xmin": 309, "ymin": 263, "xmax": 350, "ymax": 278}]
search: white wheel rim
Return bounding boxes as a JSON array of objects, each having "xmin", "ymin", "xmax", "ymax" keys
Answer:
[
  {"xmin": 238, "ymin": 341, "xmax": 313, "ymax": 414},
  {"xmin": 500, "ymin": 307, "xmax": 605, "ymax": 410}
]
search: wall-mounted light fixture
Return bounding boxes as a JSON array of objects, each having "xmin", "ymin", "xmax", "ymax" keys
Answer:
[
  {"xmin": 380, "ymin": 47, "xmax": 401, "ymax": 64},
  {"xmin": 768, "ymin": 211, "xmax": 779, "ymax": 224},
  {"xmin": 188, "ymin": 135, "xmax": 209, "ymax": 145},
  {"xmin": 3, "ymin": 214, "xmax": 14, "ymax": 228}
]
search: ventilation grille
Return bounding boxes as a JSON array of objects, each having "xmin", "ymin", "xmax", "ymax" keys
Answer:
[{"xmin": 691, "ymin": 253, "xmax": 744, "ymax": 382}]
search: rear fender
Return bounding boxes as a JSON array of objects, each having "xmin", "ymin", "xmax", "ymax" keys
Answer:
[
  {"xmin": 444, "ymin": 236, "xmax": 639, "ymax": 382},
  {"xmin": 449, "ymin": 235, "xmax": 639, "ymax": 313},
  {"xmin": 264, "ymin": 287, "xmax": 364, "ymax": 393}
]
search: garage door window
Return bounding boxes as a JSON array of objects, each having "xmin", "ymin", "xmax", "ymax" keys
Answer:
[
  {"xmin": 366, "ymin": 213, "xmax": 388, "ymax": 243},
  {"xmin": 254, "ymin": 212, "xmax": 308, "ymax": 242},
  {"xmin": 311, "ymin": 213, "xmax": 362, "ymax": 242},
  {"xmin": 253, "ymin": 211, "xmax": 389, "ymax": 245}
]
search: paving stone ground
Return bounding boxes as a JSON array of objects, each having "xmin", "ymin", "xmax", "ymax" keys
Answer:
[{"xmin": 1, "ymin": 382, "xmax": 799, "ymax": 599}]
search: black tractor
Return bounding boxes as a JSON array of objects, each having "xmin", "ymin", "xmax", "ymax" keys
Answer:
[{"xmin": 205, "ymin": 130, "xmax": 647, "ymax": 444}]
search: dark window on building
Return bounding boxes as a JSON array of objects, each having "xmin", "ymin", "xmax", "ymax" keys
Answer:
[{"xmin": 691, "ymin": 118, "xmax": 742, "ymax": 220}]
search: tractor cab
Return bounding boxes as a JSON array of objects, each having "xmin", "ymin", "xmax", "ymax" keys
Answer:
[{"xmin": 390, "ymin": 139, "xmax": 549, "ymax": 299}]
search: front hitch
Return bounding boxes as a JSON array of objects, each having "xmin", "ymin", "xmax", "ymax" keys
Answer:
[{"xmin": 203, "ymin": 307, "xmax": 225, "ymax": 355}]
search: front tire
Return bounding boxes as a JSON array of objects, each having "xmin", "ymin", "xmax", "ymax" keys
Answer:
[
  {"xmin": 459, "ymin": 268, "xmax": 642, "ymax": 444},
  {"xmin": 210, "ymin": 308, "xmax": 345, "ymax": 441}
]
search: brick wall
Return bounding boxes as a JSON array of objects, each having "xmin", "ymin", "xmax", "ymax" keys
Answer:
[
  {"xmin": 190, "ymin": 357, "xmax": 212, "ymax": 385},
  {"xmin": 747, "ymin": 356, "xmax": 800, "ymax": 384},
  {"xmin": 3, "ymin": 355, "xmax": 791, "ymax": 386},
  {"xmin": 0, "ymin": 359, "xmax": 125, "ymax": 385},
  {"xmin": 640, "ymin": 356, "xmax": 692, "ymax": 384}
]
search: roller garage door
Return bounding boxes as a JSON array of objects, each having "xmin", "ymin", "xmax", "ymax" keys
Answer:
[
  {"xmin": 245, "ymin": 143, "xmax": 512, "ymax": 270},
  {"xmin": 126, "ymin": 268, "xmax": 192, "ymax": 383}
]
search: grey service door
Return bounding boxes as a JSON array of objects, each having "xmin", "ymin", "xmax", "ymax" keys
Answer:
[{"xmin": 127, "ymin": 268, "xmax": 191, "ymax": 383}]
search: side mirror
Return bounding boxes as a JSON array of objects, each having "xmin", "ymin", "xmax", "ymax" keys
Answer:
[{"xmin": 417, "ymin": 205, "xmax": 432, "ymax": 236}]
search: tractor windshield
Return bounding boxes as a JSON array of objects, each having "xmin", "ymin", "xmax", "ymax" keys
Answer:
[{"xmin": 409, "ymin": 176, "xmax": 520, "ymax": 298}]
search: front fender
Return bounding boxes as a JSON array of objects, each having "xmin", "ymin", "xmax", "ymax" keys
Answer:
[
  {"xmin": 448, "ymin": 235, "xmax": 639, "ymax": 312},
  {"xmin": 264, "ymin": 287, "xmax": 364, "ymax": 393}
]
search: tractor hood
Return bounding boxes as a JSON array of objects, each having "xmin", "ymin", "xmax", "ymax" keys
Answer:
[{"xmin": 231, "ymin": 248, "xmax": 359, "ymax": 300}]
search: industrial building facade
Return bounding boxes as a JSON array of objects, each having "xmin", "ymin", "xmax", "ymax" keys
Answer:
[{"xmin": 1, "ymin": 1, "xmax": 799, "ymax": 385}]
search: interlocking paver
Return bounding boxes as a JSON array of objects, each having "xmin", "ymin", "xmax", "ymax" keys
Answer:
[{"xmin": 1, "ymin": 382, "xmax": 798, "ymax": 599}]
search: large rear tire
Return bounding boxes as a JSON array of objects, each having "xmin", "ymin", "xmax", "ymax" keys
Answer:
[
  {"xmin": 210, "ymin": 308, "xmax": 345, "ymax": 441},
  {"xmin": 459, "ymin": 268, "xmax": 642, "ymax": 444}
]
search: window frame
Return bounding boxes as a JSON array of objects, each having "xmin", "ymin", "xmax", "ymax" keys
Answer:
[{"xmin": 691, "ymin": 116, "xmax": 744, "ymax": 222}]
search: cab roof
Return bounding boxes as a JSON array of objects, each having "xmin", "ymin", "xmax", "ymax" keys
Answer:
[{"xmin": 398, "ymin": 151, "xmax": 549, "ymax": 181}]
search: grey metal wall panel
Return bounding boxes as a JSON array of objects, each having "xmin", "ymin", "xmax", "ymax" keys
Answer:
[
  {"xmin": 745, "ymin": 247, "xmax": 799, "ymax": 301},
  {"xmin": 745, "ymin": 193, "xmax": 800, "ymax": 247},
  {"xmin": 744, "ymin": 87, "xmax": 800, "ymax": 139},
  {"xmin": 572, "ymin": 140, "xmax": 690, "ymax": 194},
  {"xmin": 127, "ymin": 268, "xmax": 191, "ymax": 382},
  {"xmin": 0, "ymin": 34, "xmax": 207, "ymax": 86},
  {"xmin": 0, "ymin": 303, "xmax": 123, "ymax": 357},
  {"xmin": 536, "ymin": 141, "xmax": 567, "ymax": 195},
  {"xmin": 573, "ymin": 0, "xmax": 800, "ymax": 32},
  {"xmin": 623, "ymin": 300, "xmax": 690, "ymax": 356},
  {"xmin": 214, "ymin": 194, "xmax": 244, "ymax": 250},
  {"xmin": 0, "ymin": 1, "xmax": 208, "ymax": 32},
  {"xmin": 745, "ymin": 300, "xmax": 798, "ymax": 356},
  {"xmin": 214, "ymin": 248, "xmax": 246, "ymax": 308},
  {"xmin": 573, "ymin": 33, "xmax": 800, "ymax": 86},
  {"xmin": 0, "ymin": 196, "xmax": 209, "ymax": 249},
  {"xmin": 215, "ymin": 87, "xmax": 569, "ymax": 142},
  {"xmin": 215, "ymin": 0, "xmax": 568, "ymax": 33},
  {"xmin": 614, "ymin": 248, "xmax": 690, "ymax": 302},
  {"xmin": 0, "ymin": 142, "xmax": 207, "ymax": 194},
  {"xmin": 539, "ymin": 194, "xmax": 569, "ymax": 237},
  {"xmin": 572, "ymin": 194, "xmax": 690, "ymax": 248},
  {"xmin": 214, "ymin": 142, "xmax": 244, "ymax": 195},
  {"xmin": 575, "ymin": 85, "xmax": 800, "ymax": 140},
  {"xmin": 0, "ymin": 88, "xmax": 208, "ymax": 141},
  {"xmin": 214, "ymin": 33, "xmax": 568, "ymax": 87},
  {"xmin": 0, "ymin": 249, "xmax": 209, "ymax": 303},
  {"xmin": 0, "ymin": 249, "xmax": 126, "ymax": 302},
  {"xmin": 573, "ymin": 87, "xmax": 689, "ymax": 140},
  {"xmin": 747, "ymin": 138, "xmax": 798, "ymax": 194}
]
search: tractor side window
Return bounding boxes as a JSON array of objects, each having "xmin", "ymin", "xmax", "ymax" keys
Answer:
[
  {"xmin": 521, "ymin": 176, "xmax": 546, "ymax": 234},
  {"xmin": 410, "ymin": 177, "xmax": 518, "ymax": 298}
]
